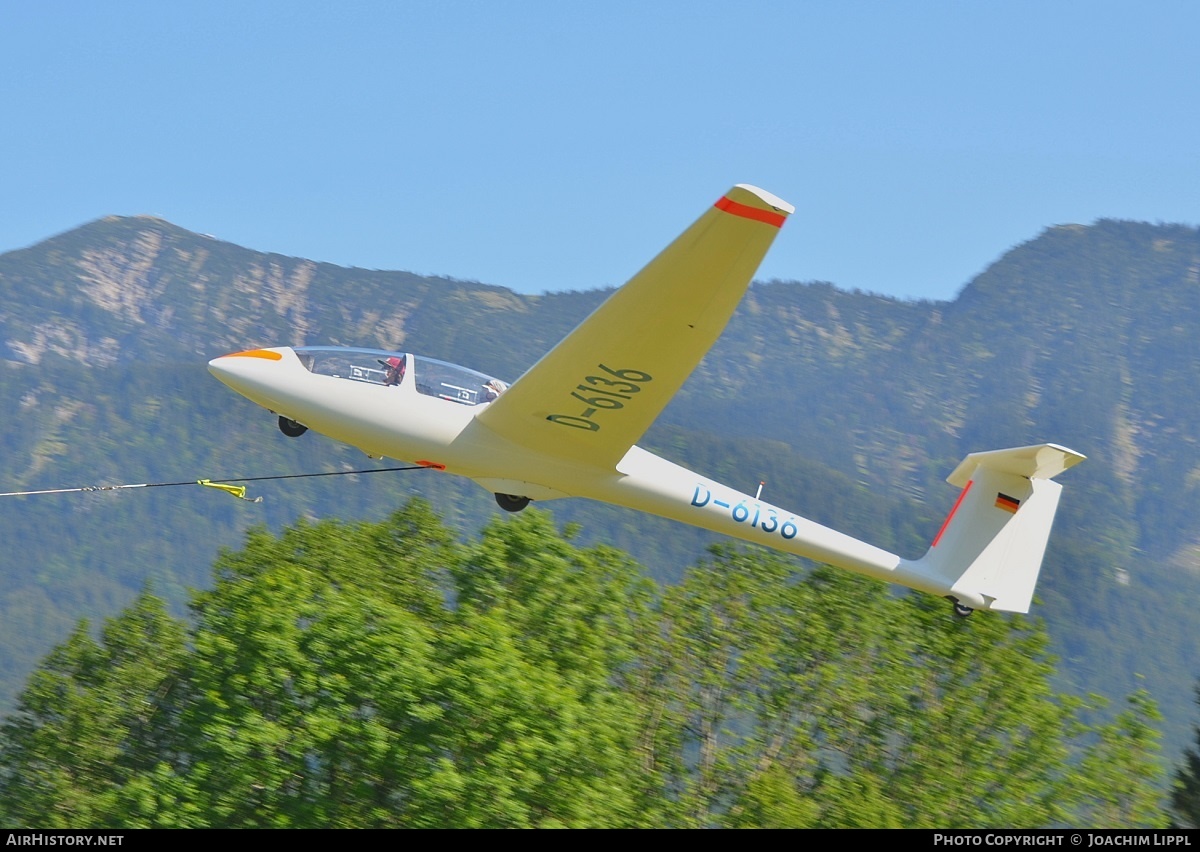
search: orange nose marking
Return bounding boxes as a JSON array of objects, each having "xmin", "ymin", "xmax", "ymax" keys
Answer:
[{"xmin": 222, "ymin": 349, "xmax": 283, "ymax": 360}]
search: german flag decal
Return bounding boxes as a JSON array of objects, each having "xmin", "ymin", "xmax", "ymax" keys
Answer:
[{"xmin": 995, "ymin": 493, "xmax": 1021, "ymax": 514}]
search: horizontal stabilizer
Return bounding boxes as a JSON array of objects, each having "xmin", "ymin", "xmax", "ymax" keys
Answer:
[{"xmin": 946, "ymin": 443, "xmax": 1086, "ymax": 488}]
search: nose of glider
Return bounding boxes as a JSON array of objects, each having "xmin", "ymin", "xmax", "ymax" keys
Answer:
[{"xmin": 208, "ymin": 348, "xmax": 287, "ymax": 396}]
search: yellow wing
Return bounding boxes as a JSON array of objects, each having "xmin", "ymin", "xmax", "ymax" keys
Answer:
[{"xmin": 475, "ymin": 184, "xmax": 793, "ymax": 469}]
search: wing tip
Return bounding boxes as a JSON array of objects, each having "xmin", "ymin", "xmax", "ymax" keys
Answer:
[{"xmin": 732, "ymin": 184, "xmax": 795, "ymax": 216}]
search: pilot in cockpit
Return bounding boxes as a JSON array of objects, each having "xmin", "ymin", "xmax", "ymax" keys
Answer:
[
  {"xmin": 482, "ymin": 378, "xmax": 508, "ymax": 402},
  {"xmin": 379, "ymin": 356, "xmax": 406, "ymax": 386}
]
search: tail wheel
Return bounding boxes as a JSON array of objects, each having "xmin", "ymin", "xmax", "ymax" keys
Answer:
[
  {"xmin": 278, "ymin": 416, "xmax": 308, "ymax": 438},
  {"xmin": 495, "ymin": 493, "xmax": 531, "ymax": 512}
]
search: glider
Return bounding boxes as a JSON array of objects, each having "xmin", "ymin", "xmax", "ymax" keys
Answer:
[{"xmin": 209, "ymin": 184, "xmax": 1084, "ymax": 616}]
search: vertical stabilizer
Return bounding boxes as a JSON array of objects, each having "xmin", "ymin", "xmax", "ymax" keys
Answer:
[{"xmin": 911, "ymin": 443, "xmax": 1085, "ymax": 613}]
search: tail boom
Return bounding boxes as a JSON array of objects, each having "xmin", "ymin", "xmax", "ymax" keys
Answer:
[{"xmin": 593, "ymin": 442, "xmax": 1082, "ymax": 615}]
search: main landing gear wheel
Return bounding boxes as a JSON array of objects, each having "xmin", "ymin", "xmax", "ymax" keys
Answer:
[
  {"xmin": 495, "ymin": 493, "xmax": 531, "ymax": 513},
  {"xmin": 278, "ymin": 416, "xmax": 308, "ymax": 438},
  {"xmin": 951, "ymin": 601, "xmax": 974, "ymax": 618}
]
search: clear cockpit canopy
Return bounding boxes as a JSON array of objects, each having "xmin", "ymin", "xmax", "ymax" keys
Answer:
[{"xmin": 294, "ymin": 346, "xmax": 508, "ymax": 406}]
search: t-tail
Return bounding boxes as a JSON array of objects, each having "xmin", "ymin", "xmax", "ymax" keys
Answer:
[{"xmin": 899, "ymin": 443, "xmax": 1086, "ymax": 615}]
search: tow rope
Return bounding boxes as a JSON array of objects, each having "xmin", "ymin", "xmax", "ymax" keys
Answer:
[{"xmin": 0, "ymin": 465, "xmax": 431, "ymax": 503}]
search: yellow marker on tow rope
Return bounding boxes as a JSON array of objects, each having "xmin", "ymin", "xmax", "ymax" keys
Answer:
[{"xmin": 197, "ymin": 480, "xmax": 262, "ymax": 502}]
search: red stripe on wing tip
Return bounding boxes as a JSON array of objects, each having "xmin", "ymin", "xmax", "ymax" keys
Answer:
[{"xmin": 714, "ymin": 195, "xmax": 788, "ymax": 228}]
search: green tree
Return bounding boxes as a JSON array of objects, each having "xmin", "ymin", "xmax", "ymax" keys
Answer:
[
  {"xmin": 423, "ymin": 509, "xmax": 657, "ymax": 827},
  {"xmin": 633, "ymin": 545, "xmax": 1164, "ymax": 829},
  {"xmin": 0, "ymin": 590, "xmax": 191, "ymax": 828},
  {"xmin": 1170, "ymin": 683, "xmax": 1200, "ymax": 828},
  {"xmin": 1073, "ymin": 689, "xmax": 1168, "ymax": 828},
  {"xmin": 635, "ymin": 548, "xmax": 909, "ymax": 827},
  {"xmin": 124, "ymin": 502, "xmax": 655, "ymax": 827},
  {"xmin": 177, "ymin": 503, "xmax": 458, "ymax": 827},
  {"xmin": 844, "ymin": 593, "xmax": 1084, "ymax": 828}
]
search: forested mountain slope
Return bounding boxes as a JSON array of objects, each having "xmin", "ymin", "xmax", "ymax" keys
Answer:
[{"xmin": 2, "ymin": 215, "xmax": 1199, "ymax": 755}]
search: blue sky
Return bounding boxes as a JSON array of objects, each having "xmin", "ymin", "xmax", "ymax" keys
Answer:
[{"xmin": 2, "ymin": 1, "xmax": 1197, "ymax": 302}]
